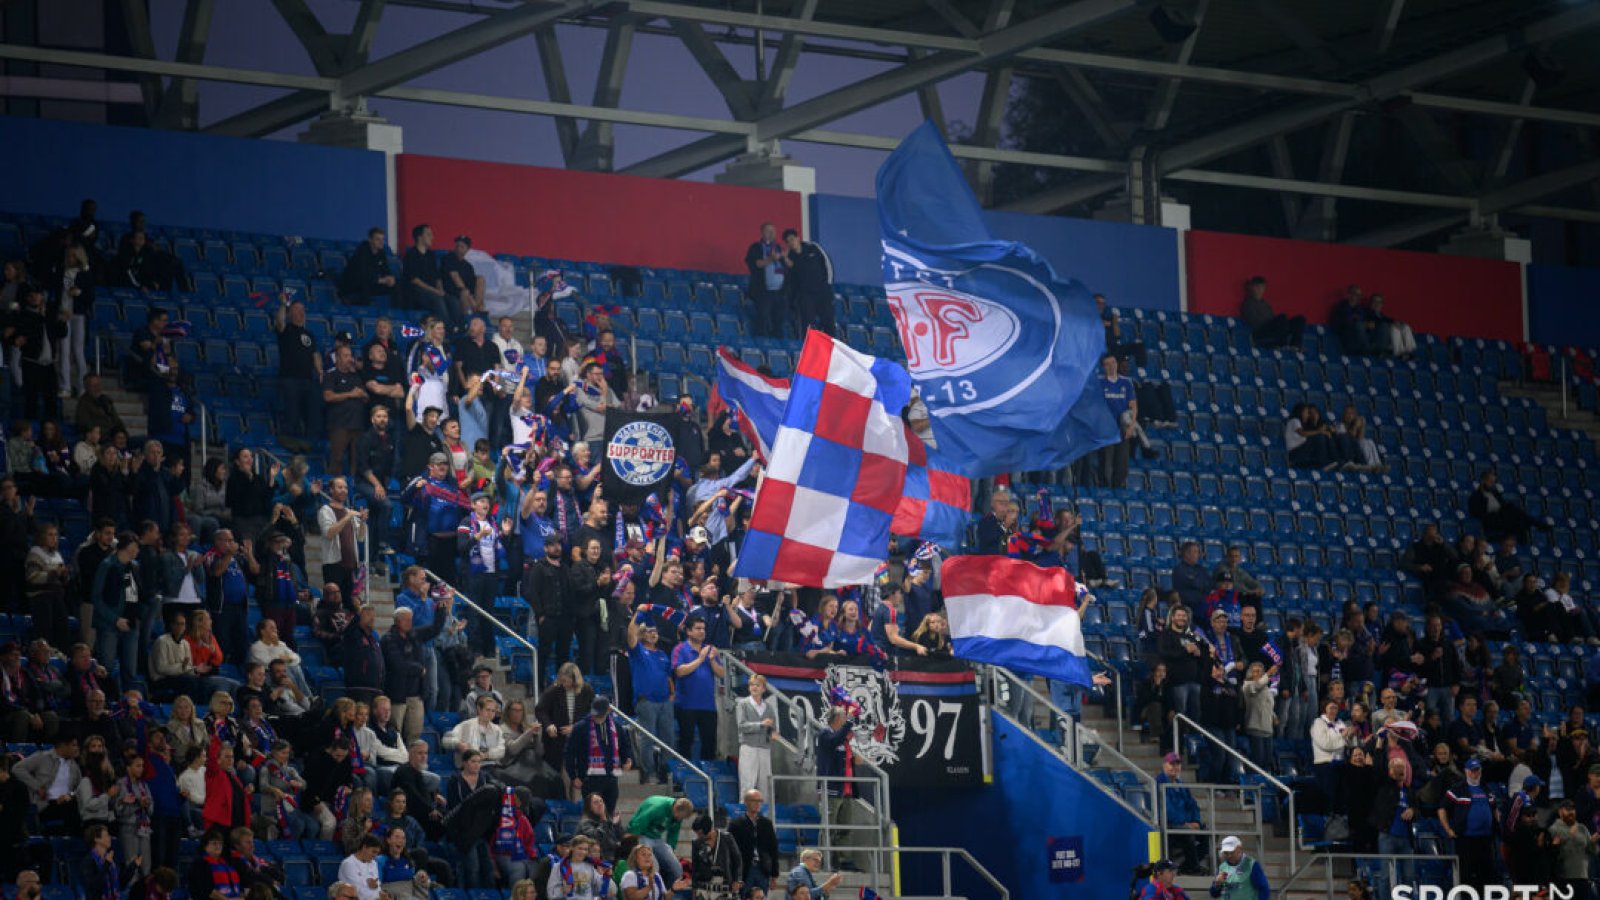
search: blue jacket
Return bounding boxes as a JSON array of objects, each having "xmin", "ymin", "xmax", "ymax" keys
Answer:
[
  {"xmin": 1157, "ymin": 772, "xmax": 1202, "ymax": 826},
  {"xmin": 403, "ymin": 476, "xmax": 470, "ymax": 535}
]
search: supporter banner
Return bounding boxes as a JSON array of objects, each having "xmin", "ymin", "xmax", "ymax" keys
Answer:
[
  {"xmin": 602, "ymin": 411, "xmax": 678, "ymax": 504},
  {"xmin": 742, "ymin": 651, "xmax": 985, "ymax": 786}
]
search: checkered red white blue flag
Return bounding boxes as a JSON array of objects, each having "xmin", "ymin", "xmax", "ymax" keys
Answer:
[{"xmin": 734, "ymin": 330, "xmax": 913, "ymax": 588}]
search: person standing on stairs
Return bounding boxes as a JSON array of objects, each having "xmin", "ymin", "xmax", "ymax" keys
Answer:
[
  {"xmin": 564, "ymin": 695, "xmax": 631, "ymax": 817},
  {"xmin": 1208, "ymin": 835, "xmax": 1270, "ymax": 900}
]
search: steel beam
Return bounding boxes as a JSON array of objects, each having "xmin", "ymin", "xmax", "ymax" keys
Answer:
[
  {"xmin": 1250, "ymin": 0, "xmax": 1338, "ymax": 71},
  {"xmin": 343, "ymin": 0, "xmax": 390, "ymax": 68},
  {"xmin": 1295, "ymin": 111, "xmax": 1355, "ymax": 240},
  {"xmin": 156, "ymin": 0, "xmax": 216, "ymax": 129},
  {"xmin": 269, "ymin": 0, "xmax": 339, "ymax": 75},
  {"xmin": 1165, "ymin": 168, "xmax": 1474, "ymax": 209},
  {"xmin": 1344, "ymin": 212, "xmax": 1466, "ymax": 248},
  {"xmin": 966, "ymin": 0, "xmax": 1017, "ymax": 203},
  {"xmin": 572, "ymin": 14, "xmax": 637, "ymax": 171},
  {"xmin": 1487, "ymin": 78, "xmax": 1539, "ymax": 182},
  {"xmin": 623, "ymin": 0, "xmax": 1142, "ymax": 179},
  {"xmin": 533, "ymin": 25, "xmax": 579, "ymax": 165},
  {"xmin": 909, "ymin": 48, "xmax": 950, "ymax": 138},
  {"xmin": 1397, "ymin": 105, "xmax": 1478, "ymax": 193},
  {"xmin": 754, "ymin": 0, "xmax": 819, "ymax": 113},
  {"xmin": 118, "ymin": 0, "xmax": 161, "ymax": 121},
  {"xmin": 1371, "ymin": 0, "xmax": 1406, "ymax": 56},
  {"xmin": 1478, "ymin": 159, "xmax": 1600, "ymax": 216},
  {"xmin": 1144, "ymin": 0, "xmax": 1210, "ymax": 133},
  {"xmin": 925, "ymin": 0, "xmax": 981, "ymax": 38},
  {"xmin": 1054, "ymin": 68, "xmax": 1123, "ymax": 151},
  {"xmin": 1409, "ymin": 93, "xmax": 1600, "ymax": 129},
  {"xmin": 671, "ymin": 19, "xmax": 757, "ymax": 120},
  {"xmin": 210, "ymin": 0, "xmax": 598, "ymax": 138},
  {"xmin": 1265, "ymin": 136, "xmax": 1301, "ymax": 233}
]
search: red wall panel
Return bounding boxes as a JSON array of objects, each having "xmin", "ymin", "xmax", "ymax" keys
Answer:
[
  {"xmin": 394, "ymin": 155, "xmax": 801, "ymax": 275},
  {"xmin": 1185, "ymin": 230, "xmax": 1524, "ymax": 342}
]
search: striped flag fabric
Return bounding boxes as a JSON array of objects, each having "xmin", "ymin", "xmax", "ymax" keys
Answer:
[
  {"xmin": 942, "ymin": 555, "xmax": 1091, "ymax": 687},
  {"xmin": 734, "ymin": 330, "xmax": 912, "ymax": 588},
  {"xmin": 715, "ymin": 346, "xmax": 789, "ymax": 462}
]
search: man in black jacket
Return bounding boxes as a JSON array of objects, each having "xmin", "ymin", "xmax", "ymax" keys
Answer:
[
  {"xmin": 13, "ymin": 286, "xmax": 59, "ymax": 420},
  {"xmin": 381, "ymin": 602, "xmax": 446, "ymax": 744},
  {"xmin": 744, "ymin": 223, "xmax": 790, "ymax": 338},
  {"xmin": 1468, "ymin": 469, "xmax": 1549, "ymax": 545},
  {"xmin": 524, "ymin": 538, "xmax": 573, "ymax": 673},
  {"xmin": 354, "ymin": 405, "xmax": 396, "ymax": 562},
  {"xmin": 340, "ymin": 603, "xmax": 386, "ymax": 706},
  {"xmin": 1415, "ymin": 614, "xmax": 1462, "ymax": 725},
  {"xmin": 729, "ymin": 788, "xmax": 781, "ymax": 892},
  {"xmin": 339, "ymin": 228, "xmax": 397, "ymax": 305},
  {"xmin": 781, "ymin": 229, "xmax": 835, "ymax": 337}
]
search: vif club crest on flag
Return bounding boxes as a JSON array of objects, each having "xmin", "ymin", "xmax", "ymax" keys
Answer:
[{"xmin": 734, "ymin": 330, "xmax": 913, "ymax": 588}]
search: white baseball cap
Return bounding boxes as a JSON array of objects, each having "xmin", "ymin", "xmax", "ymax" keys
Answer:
[{"xmin": 1219, "ymin": 836, "xmax": 1242, "ymax": 853}]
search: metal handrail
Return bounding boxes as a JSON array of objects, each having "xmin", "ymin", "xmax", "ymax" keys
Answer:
[
  {"xmin": 989, "ymin": 686, "xmax": 1154, "ymax": 825},
  {"xmin": 1157, "ymin": 782, "xmax": 1266, "ymax": 867},
  {"xmin": 834, "ymin": 845, "xmax": 1010, "ymax": 900},
  {"xmin": 1083, "ymin": 646, "xmax": 1125, "ymax": 752},
  {"xmin": 1172, "ymin": 712, "xmax": 1298, "ymax": 872},
  {"xmin": 983, "ymin": 665, "xmax": 1157, "ymax": 824},
  {"xmin": 1276, "ymin": 851, "xmax": 1455, "ymax": 899},
  {"xmin": 721, "ymin": 654, "xmax": 894, "ymax": 823},
  {"xmin": 419, "ymin": 568, "xmax": 718, "ymax": 816},
  {"xmin": 770, "ymin": 772, "xmax": 891, "ymax": 886}
]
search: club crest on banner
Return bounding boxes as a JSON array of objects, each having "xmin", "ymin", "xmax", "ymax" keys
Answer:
[
  {"xmin": 820, "ymin": 664, "xmax": 906, "ymax": 768},
  {"xmin": 883, "ymin": 246, "xmax": 1063, "ymax": 416},
  {"xmin": 606, "ymin": 420, "xmax": 676, "ymax": 487}
]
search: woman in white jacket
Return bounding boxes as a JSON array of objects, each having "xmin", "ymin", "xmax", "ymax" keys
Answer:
[
  {"xmin": 1310, "ymin": 699, "xmax": 1352, "ymax": 814},
  {"xmin": 444, "ymin": 694, "xmax": 507, "ymax": 765}
]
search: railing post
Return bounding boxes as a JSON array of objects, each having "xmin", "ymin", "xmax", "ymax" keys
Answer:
[{"xmin": 941, "ymin": 850, "xmax": 952, "ymax": 899}]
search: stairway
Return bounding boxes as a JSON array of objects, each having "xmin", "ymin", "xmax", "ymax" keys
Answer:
[
  {"xmin": 1075, "ymin": 703, "xmax": 1337, "ymax": 899},
  {"xmin": 1500, "ymin": 380, "xmax": 1600, "ymax": 454}
]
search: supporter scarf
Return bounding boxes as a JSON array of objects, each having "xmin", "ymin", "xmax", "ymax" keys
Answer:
[
  {"xmin": 587, "ymin": 715, "xmax": 619, "ymax": 775},
  {"xmin": 26, "ymin": 662, "xmax": 63, "ymax": 711},
  {"xmin": 75, "ymin": 665, "xmax": 102, "ymax": 702},
  {"xmin": 414, "ymin": 478, "xmax": 472, "ymax": 510},
  {"xmin": 263, "ymin": 759, "xmax": 298, "ymax": 835},
  {"xmin": 465, "ymin": 512, "xmax": 498, "ymax": 572},
  {"xmin": 153, "ymin": 341, "xmax": 172, "ymax": 374},
  {"xmin": 494, "ymin": 787, "xmax": 525, "ymax": 859},
  {"xmin": 398, "ymin": 324, "xmax": 425, "ymax": 340},
  {"xmin": 635, "ymin": 604, "xmax": 687, "ymax": 630},
  {"xmin": 633, "ymin": 870, "xmax": 668, "ymax": 900},
  {"xmin": 272, "ymin": 555, "xmax": 296, "ymax": 606},
  {"xmin": 1031, "ymin": 489, "xmax": 1054, "ymax": 532},
  {"xmin": 554, "ymin": 488, "xmax": 575, "ymax": 538},
  {"xmin": 614, "ymin": 515, "xmax": 628, "ymax": 557},
  {"xmin": 246, "ymin": 719, "xmax": 276, "ymax": 764},
  {"xmin": 1262, "ymin": 640, "xmax": 1284, "ymax": 691},
  {"xmin": 1005, "ymin": 530, "xmax": 1049, "ymax": 559},
  {"xmin": 790, "ymin": 609, "xmax": 819, "ymax": 647},
  {"xmin": 119, "ymin": 774, "xmax": 153, "ymax": 833},
  {"xmin": 205, "ymin": 854, "xmax": 242, "ymax": 897},
  {"xmin": 675, "ymin": 397, "xmax": 693, "ymax": 417},
  {"xmin": 331, "ymin": 785, "xmax": 354, "ymax": 822},
  {"xmin": 338, "ymin": 725, "xmax": 368, "ymax": 775},
  {"xmin": 1209, "ymin": 630, "xmax": 1236, "ymax": 673},
  {"xmin": 212, "ymin": 716, "xmax": 238, "ymax": 749},
  {"xmin": 556, "ymin": 855, "xmax": 576, "ymax": 894},
  {"xmin": 421, "ymin": 342, "xmax": 450, "ymax": 376},
  {"xmin": 612, "ymin": 564, "xmax": 635, "ymax": 598},
  {"xmin": 91, "ymin": 850, "xmax": 119, "ymax": 900}
]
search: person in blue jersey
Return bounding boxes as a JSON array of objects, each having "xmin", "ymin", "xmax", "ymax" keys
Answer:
[
  {"xmin": 402, "ymin": 452, "xmax": 472, "ymax": 582},
  {"xmin": 1097, "ymin": 353, "xmax": 1138, "ymax": 488},
  {"xmin": 1439, "ymin": 756, "xmax": 1499, "ymax": 888}
]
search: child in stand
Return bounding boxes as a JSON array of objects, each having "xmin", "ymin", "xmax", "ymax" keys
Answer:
[{"xmin": 175, "ymin": 747, "xmax": 206, "ymax": 836}]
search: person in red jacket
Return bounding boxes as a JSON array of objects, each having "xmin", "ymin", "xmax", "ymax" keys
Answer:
[{"xmin": 202, "ymin": 722, "xmax": 250, "ymax": 833}]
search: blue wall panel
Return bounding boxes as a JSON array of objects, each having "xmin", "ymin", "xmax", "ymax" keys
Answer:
[
  {"xmin": 892, "ymin": 714, "xmax": 1154, "ymax": 898},
  {"xmin": 0, "ymin": 115, "xmax": 386, "ymax": 240},
  {"xmin": 1528, "ymin": 263, "xmax": 1600, "ymax": 348},
  {"xmin": 812, "ymin": 192, "xmax": 1182, "ymax": 311}
]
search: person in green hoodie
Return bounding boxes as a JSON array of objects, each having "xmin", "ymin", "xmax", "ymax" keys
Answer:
[{"xmin": 626, "ymin": 795, "xmax": 694, "ymax": 886}]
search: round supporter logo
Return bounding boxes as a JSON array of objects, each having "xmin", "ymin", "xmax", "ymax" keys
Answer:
[{"xmin": 606, "ymin": 420, "xmax": 676, "ymax": 486}]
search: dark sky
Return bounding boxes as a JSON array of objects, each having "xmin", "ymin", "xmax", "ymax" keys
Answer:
[{"xmin": 150, "ymin": 0, "xmax": 989, "ymax": 197}]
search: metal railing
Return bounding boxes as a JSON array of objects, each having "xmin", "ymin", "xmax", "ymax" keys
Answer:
[
  {"xmin": 1172, "ymin": 712, "xmax": 1298, "ymax": 872},
  {"xmin": 770, "ymin": 772, "xmax": 892, "ymax": 884},
  {"xmin": 983, "ymin": 665, "xmax": 1157, "ymax": 824},
  {"xmin": 844, "ymin": 845, "xmax": 1010, "ymax": 900},
  {"xmin": 1157, "ymin": 781, "xmax": 1266, "ymax": 868},
  {"xmin": 1084, "ymin": 646, "xmax": 1125, "ymax": 752},
  {"xmin": 1277, "ymin": 851, "xmax": 1456, "ymax": 900},
  {"xmin": 419, "ymin": 568, "xmax": 717, "ymax": 818}
]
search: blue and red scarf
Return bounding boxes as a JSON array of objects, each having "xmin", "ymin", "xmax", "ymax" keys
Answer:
[
  {"xmin": 586, "ymin": 715, "xmax": 620, "ymax": 774},
  {"xmin": 263, "ymin": 758, "xmax": 299, "ymax": 835},
  {"xmin": 494, "ymin": 787, "xmax": 525, "ymax": 859},
  {"xmin": 204, "ymin": 854, "xmax": 242, "ymax": 897},
  {"xmin": 635, "ymin": 604, "xmax": 687, "ymax": 630}
]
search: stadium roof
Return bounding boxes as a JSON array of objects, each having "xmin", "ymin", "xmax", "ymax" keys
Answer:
[{"xmin": 3, "ymin": 0, "xmax": 1597, "ymax": 241}]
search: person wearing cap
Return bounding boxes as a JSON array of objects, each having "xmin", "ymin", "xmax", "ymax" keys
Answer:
[
  {"xmin": 1503, "ymin": 774, "xmax": 1547, "ymax": 886},
  {"xmin": 1440, "ymin": 756, "xmax": 1499, "ymax": 887},
  {"xmin": 625, "ymin": 608, "xmax": 674, "ymax": 786},
  {"xmin": 690, "ymin": 812, "xmax": 744, "ymax": 895},
  {"xmin": 1209, "ymin": 836, "xmax": 1267, "ymax": 900},
  {"xmin": 1138, "ymin": 860, "xmax": 1191, "ymax": 899},
  {"xmin": 381, "ymin": 598, "xmax": 449, "ymax": 745},
  {"xmin": 403, "ymin": 452, "xmax": 472, "ymax": 582},
  {"xmin": 461, "ymin": 664, "xmax": 506, "ymax": 718},
  {"xmin": 564, "ymin": 696, "xmax": 632, "ymax": 817},
  {"xmin": 685, "ymin": 454, "xmax": 760, "ymax": 550},
  {"xmin": 442, "ymin": 236, "xmax": 485, "ymax": 318},
  {"xmin": 1201, "ymin": 571, "xmax": 1242, "ymax": 631},
  {"xmin": 399, "ymin": 378, "xmax": 448, "ymax": 479},
  {"xmin": 1548, "ymin": 799, "xmax": 1597, "ymax": 897},
  {"xmin": 1158, "ymin": 752, "xmax": 1208, "ymax": 875}
]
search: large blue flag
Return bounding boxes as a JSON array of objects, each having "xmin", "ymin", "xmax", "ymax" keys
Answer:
[{"xmin": 876, "ymin": 120, "xmax": 1119, "ymax": 476}]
